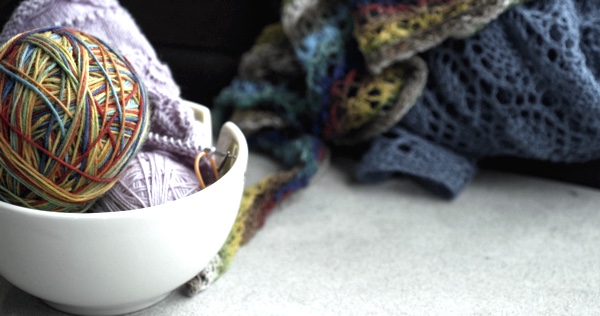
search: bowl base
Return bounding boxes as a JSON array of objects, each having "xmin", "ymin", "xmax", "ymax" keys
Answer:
[{"xmin": 43, "ymin": 291, "xmax": 171, "ymax": 315}]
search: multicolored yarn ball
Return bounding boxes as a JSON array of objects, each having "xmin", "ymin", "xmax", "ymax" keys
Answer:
[
  {"xmin": 0, "ymin": 27, "xmax": 150, "ymax": 212},
  {"xmin": 91, "ymin": 151, "xmax": 199, "ymax": 212}
]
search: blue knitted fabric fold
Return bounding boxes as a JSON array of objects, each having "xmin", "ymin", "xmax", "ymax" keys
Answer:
[
  {"xmin": 356, "ymin": 0, "xmax": 600, "ymax": 197},
  {"xmin": 357, "ymin": 127, "xmax": 477, "ymax": 198}
]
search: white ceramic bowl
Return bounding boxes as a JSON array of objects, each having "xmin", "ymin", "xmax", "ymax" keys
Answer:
[{"xmin": 0, "ymin": 103, "xmax": 248, "ymax": 315}]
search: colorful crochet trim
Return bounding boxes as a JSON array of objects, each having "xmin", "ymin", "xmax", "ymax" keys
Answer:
[{"xmin": 353, "ymin": 0, "xmax": 528, "ymax": 73}]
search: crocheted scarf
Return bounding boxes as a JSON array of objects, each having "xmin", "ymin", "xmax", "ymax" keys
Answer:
[{"xmin": 209, "ymin": 0, "xmax": 600, "ymax": 293}]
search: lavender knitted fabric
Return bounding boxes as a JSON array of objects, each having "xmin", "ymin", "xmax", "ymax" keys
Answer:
[
  {"xmin": 0, "ymin": 0, "xmax": 203, "ymax": 152},
  {"xmin": 356, "ymin": 0, "xmax": 600, "ymax": 197}
]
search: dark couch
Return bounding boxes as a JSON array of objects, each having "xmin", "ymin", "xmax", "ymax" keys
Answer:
[{"xmin": 120, "ymin": 0, "xmax": 279, "ymax": 105}]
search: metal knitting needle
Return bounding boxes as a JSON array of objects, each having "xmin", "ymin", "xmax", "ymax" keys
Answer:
[{"xmin": 201, "ymin": 147, "xmax": 237, "ymax": 173}]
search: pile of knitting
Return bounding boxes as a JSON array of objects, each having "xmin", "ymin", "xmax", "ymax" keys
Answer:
[
  {"xmin": 216, "ymin": 0, "xmax": 600, "ymax": 203},
  {"xmin": 210, "ymin": 0, "xmax": 600, "ymax": 290}
]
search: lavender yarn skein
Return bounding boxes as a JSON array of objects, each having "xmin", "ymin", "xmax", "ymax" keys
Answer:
[{"xmin": 92, "ymin": 151, "xmax": 199, "ymax": 212}]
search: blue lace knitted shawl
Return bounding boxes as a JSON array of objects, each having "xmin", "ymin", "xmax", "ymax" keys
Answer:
[{"xmin": 356, "ymin": 0, "xmax": 600, "ymax": 197}]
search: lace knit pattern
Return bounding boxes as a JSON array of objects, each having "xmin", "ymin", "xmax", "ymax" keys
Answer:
[{"xmin": 356, "ymin": 0, "xmax": 600, "ymax": 196}]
